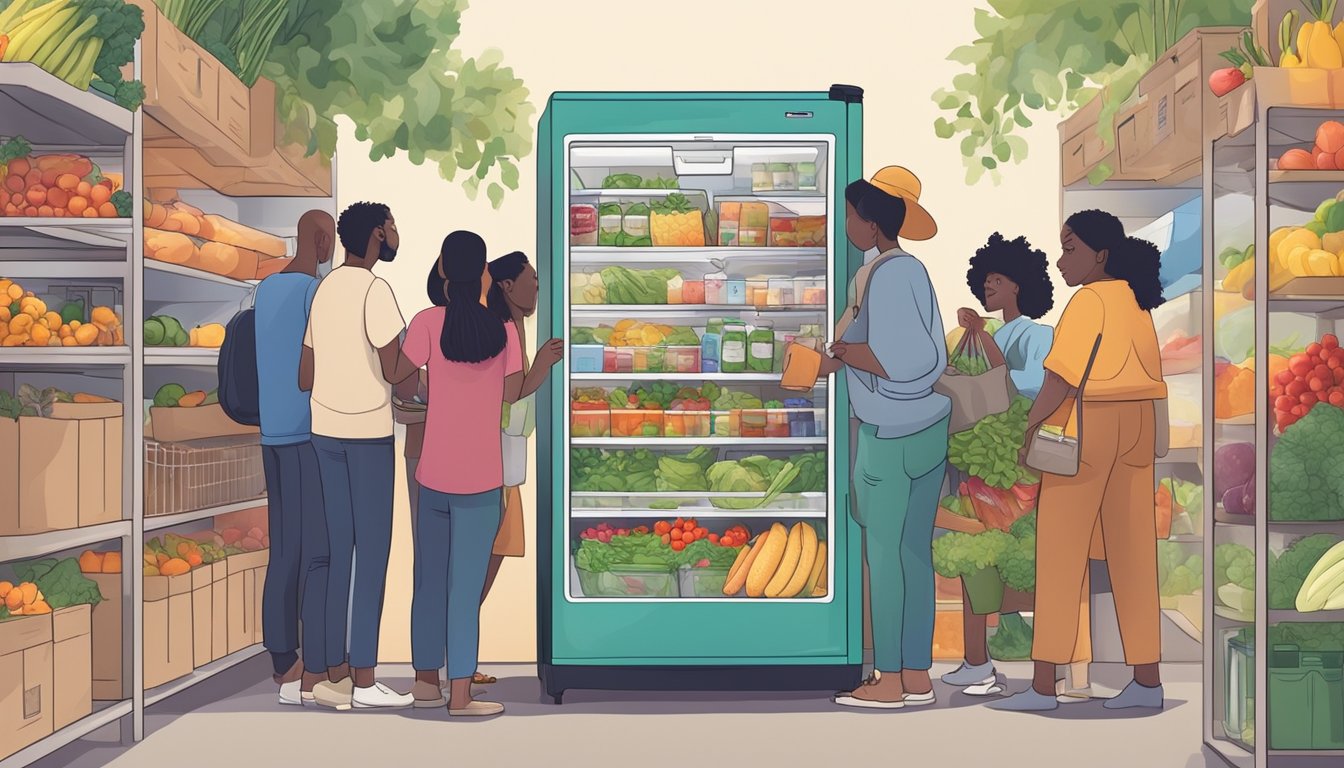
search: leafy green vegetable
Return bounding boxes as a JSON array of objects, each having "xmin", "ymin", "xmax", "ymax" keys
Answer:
[
  {"xmin": 1270, "ymin": 404, "xmax": 1344, "ymax": 521},
  {"xmin": 1215, "ymin": 543, "xmax": 1255, "ymax": 591},
  {"xmin": 571, "ymin": 327, "xmax": 599, "ymax": 345},
  {"xmin": 988, "ymin": 612, "xmax": 1034, "ymax": 661},
  {"xmin": 110, "ymin": 190, "xmax": 133, "ymax": 218},
  {"xmin": 948, "ymin": 397, "xmax": 1033, "ymax": 489},
  {"xmin": 602, "ymin": 173, "xmax": 643, "ymax": 189},
  {"xmin": 13, "ymin": 558, "xmax": 103, "ymax": 609},
  {"xmin": 0, "ymin": 136, "xmax": 31, "ymax": 166},
  {"xmin": 1270, "ymin": 534, "xmax": 1341, "ymax": 609},
  {"xmin": 1157, "ymin": 540, "xmax": 1203, "ymax": 598},
  {"xmin": 933, "ymin": 529, "xmax": 1013, "ymax": 579},
  {"xmin": 599, "ymin": 267, "xmax": 679, "ymax": 305},
  {"xmin": 783, "ymin": 452, "xmax": 826, "ymax": 493},
  {"xmin": 657, "ymin": 455, "xmax": 710, "ymax": 492},
  {"xmin": 574, "ymin": 532, "xmax": 743, "ymax": 573}
]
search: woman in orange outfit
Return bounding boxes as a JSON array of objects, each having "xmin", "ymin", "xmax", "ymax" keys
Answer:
[{"xmin": 990, "ymin": 209, "xmax": 1167, "ymax": 713}]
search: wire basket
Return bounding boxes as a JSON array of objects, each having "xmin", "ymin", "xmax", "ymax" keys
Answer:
[{"xmin": 144, "ymin": 436, "xmax": 265, "ymax": 518}]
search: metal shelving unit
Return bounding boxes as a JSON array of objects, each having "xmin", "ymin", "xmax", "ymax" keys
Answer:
[{"xmin": 1203, "ymin": 85, "xmax": 1344, "ymax": 768}]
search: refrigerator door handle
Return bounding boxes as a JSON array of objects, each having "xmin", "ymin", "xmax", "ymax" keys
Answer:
[{"xmin": 786, "ymin": 111, "xmax": 815, "ymax": 119}]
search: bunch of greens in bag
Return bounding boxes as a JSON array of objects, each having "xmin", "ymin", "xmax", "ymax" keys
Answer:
[{"xmin": 949, "ymin": 330, "xmax": 991, "ymax": 376}]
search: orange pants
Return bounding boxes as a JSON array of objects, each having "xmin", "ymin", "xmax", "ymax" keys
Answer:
[{"xmin": 1033, "ymin": 400, "xmax": 1160, "ymax": 666}]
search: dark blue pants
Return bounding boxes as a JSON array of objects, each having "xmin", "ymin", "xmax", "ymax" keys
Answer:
[
  {"xmin": 260, "ymin": 441, "xmax": 329, "ymax": 676},
  {"xmin": 312, "ymin": 435, "xmax": 395, "ymax": 670}
]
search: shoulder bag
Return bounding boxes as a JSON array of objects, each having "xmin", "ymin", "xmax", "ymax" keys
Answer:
[{"xmin": 1024, "ymin": 334, "xmax": 1101, "ymax": 477}]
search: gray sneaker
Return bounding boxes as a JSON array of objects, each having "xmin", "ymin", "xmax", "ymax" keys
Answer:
[
  {"xmin": 1103, "ymin": 680, "xmax": 1164, "ymax": 710},
  {"xmin": 312, "ymin": 678, "xmax": 354, "ymax": 711},
  {"xmin": 941, "ymin": 660, "xmax": 997, "ymax": 687}
]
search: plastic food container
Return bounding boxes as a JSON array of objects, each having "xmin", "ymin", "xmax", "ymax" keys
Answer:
[
  {"xmin": 797, "ymin": 162, "xmax": 818, "ymax": 191},
  {"xmin": 770, "ymin": 163, "xmax": 797, "ymax": 191},
  {"xmin": 710, "ymin": 410, "xmax": 739, "ymax": 437},
  {"xmin": 678, "ymin": 565, "xmax": 732, "ymax": 598},
  {"xmin": 667, "ymin": 345, "xmax": 702, "ymax": 373},
  {"xmin": 570, "ymin": 406, "xmax": 611, "ymax": 437},
  {"xmin": 739, "ymin": 409, "xmax": 768, "ymax": 438},
  {"xmin": 577, "ymin": 564, "xmax": 678, "ymax": 598},
  {"xmin": 664, "ymin": 410, "xmax": 711, "ymax": 437},
  {"xmin": 769, "ymin": 278, "xmax": 796, "ymax": 306},
  {"xmin": 769, "ymin": 215, "xmax": 798, "ymax": 247},
  {"xmin": 571, "ymin": 344, "xmax": 605, "ymax": 373},
  {"xmin": 797, "ymin": 278, "xmax": 827, "ymax": 306},
  {"xmin": 682, "ymin": 279, "xmax": 705, "ymax": 305},
  {"xmin": 570, "ymin": 203, "xmax": 598, "ymax": 246},
  {"xmin": 784, "ymin": 399, "xmax": 816, "ymax": 437},
  {"xmin": 630, "ymin": 347, "xmax": 668, "ymax": 373},
  {"xmin": 1224, "ymin": 633, "xmax": 1254, "ymax": 748},
  {"xmin": 765, "ymin": 409, "xmax": 792, "ymax": 438},
  {"xmin": 705, "ymin": 271, "xmax": 727, "ymax": 304},
  {"xmin": 724, "ymin": 279, "xmax": 747, "ymax": 305},
  {"xmin": 746, "ymin": 279, "xmax": 770, "ymax": 308},
  {"xmin": 795, "ymin": 215, "xmax": 826, "ymax": 247},
  {"xmin": 751, "ymin": 164, "xmax": 772, "ymax": 192},
  {"xmin": 610, "ymin": 409, "xmax": 664, "ymax": 437},
  {"xmin": 1267, "ymin": 645, "xmax": 1344, "ymax": 749}
]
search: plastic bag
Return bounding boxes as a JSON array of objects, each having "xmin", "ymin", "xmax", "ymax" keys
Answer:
[{"xmin": 949, "ymin": 331, "xmax": 991, "ymax": 376}]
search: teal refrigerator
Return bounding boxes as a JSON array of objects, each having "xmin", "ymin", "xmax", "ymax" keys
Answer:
[{"xmin": 536, "ymin": 86, "xmax": 865, "ymax": 703}]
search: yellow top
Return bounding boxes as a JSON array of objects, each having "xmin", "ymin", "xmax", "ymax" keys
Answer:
[{"xmin": 1044, "ymin": 280, "xmax": 1168, "ymax": 403}]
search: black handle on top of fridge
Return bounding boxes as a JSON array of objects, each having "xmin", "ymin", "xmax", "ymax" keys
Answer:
[{"xmin": 829, "ymin": 84, "xmax": 864, "ymax": 103}]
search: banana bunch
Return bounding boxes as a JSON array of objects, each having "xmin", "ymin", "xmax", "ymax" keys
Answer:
[
  {"xmin": 1296, "ymin": 540, "xmax": 1344, "ymax": 611},
  {"xmin": 572, "ymin": 272, "xmax": 607, "ymax": 305},
  {"xmin": 724, "ymin": 522, "xmax": 827, "ymax": 598}
]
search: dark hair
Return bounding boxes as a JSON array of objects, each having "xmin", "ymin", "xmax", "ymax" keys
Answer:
[
  {"xmin": 430, "ymin": 231, "xmax": 507, "ymax": 364},
  {"xmin": 1065, "ymin": 209, "xmax": 1165, "ymax": 311},
  {"xmin": 486, "ymin": 251, "xmax": 530, "ymax": 323},
  {"xmin": 337, "ymin": 201, "xmax": 390, "ymax": 256},
  {"xmin": 845, "ymin": 180, "xmax": 907, "ymax": 240},
  {"xmin": 966, "ymin": 233, "xmax": 1055, "ymax": 319}
]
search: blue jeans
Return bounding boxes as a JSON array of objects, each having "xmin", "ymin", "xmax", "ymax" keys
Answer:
[
  {"xmin": 260, "ymin": 441, "xmax": 329, "ymax": 676},
  {"xmin": 853, "ymin": 417, "xmax": 949, "ymax": 672},
  {"xmin": 312, "ymin": 435, "xmax": 395, "ymax": 670},
  {"xmin": 410, "ymin": 487, "xmax": 502, "ymax": 680}
]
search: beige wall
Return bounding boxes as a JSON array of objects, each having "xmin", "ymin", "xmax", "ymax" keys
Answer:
[{"xmin": 351, "ymin": 0, "xmax": 1068, "ymax": 663}]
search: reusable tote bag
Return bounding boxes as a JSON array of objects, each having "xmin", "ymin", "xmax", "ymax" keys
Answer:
[
  {"xmin": 933, "ymin": 329, "xmax": 1014, "ymax": 434},
  {"xmin": 1025, "ymin": 334, "xmax": 1102, "ymax": 477}
]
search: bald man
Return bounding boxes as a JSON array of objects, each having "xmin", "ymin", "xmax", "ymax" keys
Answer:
[{"xmin": 254, "ymin": 209, "xmax": 336, "ymax": 706}]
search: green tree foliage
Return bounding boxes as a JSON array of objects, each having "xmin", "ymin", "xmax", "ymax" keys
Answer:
[
  {"xmin": 227, "ymin": 0, "xmax": 534, "ymax": 207},
  {"xmin": 933, "ymin": 0, "xmax": 1253, "ymax": 185}
]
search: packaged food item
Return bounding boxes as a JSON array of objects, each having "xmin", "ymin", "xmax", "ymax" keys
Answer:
[
  {"xmin": 622, "ymin": 203, "xmax": 651, "ymax": 246},
  {"xmin": 738, "ymin": 202, "xmax": 770, "ymax": 247},
  {"xmin": 599, "ymin": 203, "xmax": 624, "ymax": 246},
  {"xmin": 667, "ymin": 274, "xmax": 684, "ymax": 305},
  {"xmin": 797, "ymin": 278, "xmax": 827, "ymax": 306},
  {"xmin": 740, "ymin": 409, "xmax": 767, "ymax": 437},
  {"xmin": 768, "ymin": 278, "xmax": 794, "ymax": 307},
  {"xmin": 571, "ymin": 345, "xmax": 605, "ymax": 373},
  {"xmin": 795, "ymin": 215, "xmax": 827, "ymax": 247},
  {"xmin": 669, "ymin": 346, "xmax": 702, "ymax": 373},
  {"xmin": 682, "ymin": 279, "xmax": 705, "ymax": 304},
  {"xmin": 704, "ymin": 270, "xmax": 726, "ymax": 305},
  {"xmin": 571, "ymin": 203, "xmax": 598, "ymax": 246},
  {"xmin": 752, "ymin": 164, "xmax": 772, "ymax": 192},
  {"xmin": 747, "ymin": 279, "xmax": 769, "ymax": 308},
  {"xmin": 721, "ymin": 322, "xmax": 748, "ymax": 374},
  {"xmin": 770, "ymin": 163, "xmax": 797, "ymax": 191},
  {"xmin": 724, "ymin": 279, "xmax": 747, "ymax": 305},
  {"xmin": 718, "ymin": 202, "xmax": 741, "ymax": 247},
  {"xmin": 603, "ymin": 348, "xmax": 618, "ymax": 373},
  {"xmin": 748, "ymin": 325, "xmax": 775, "ymax": 373},
  {"xmin": 711, "ymin": 410, "xmax": 736, "ymax": 437},
  {"xmin": 785, "ymin": 398, "xmax": 815, "ymax": 437},
  {"xmin": 611, "ymin": 409, "xmax": 663, "ymax": 437},
  {"xmin": 702, "ymin": 319, "xmax": 723, "ymax": 373},
  {"xmin": 770, "ymin": 215, "xmax": 798, "ymax": 247},
  {"xmin": 774, "ymin": 330, "xmax": 794, "ymax": 370},
  {"xmin": 766, "ymin": 410, "xmax": 792, "ymax": 438},
  {"xmin": 571, "ymin": 391, "xmax": 611, "ymax": 437},
  {"xmin": 797, "ymin": 162, "xmax": 818, "ymax": 191}
]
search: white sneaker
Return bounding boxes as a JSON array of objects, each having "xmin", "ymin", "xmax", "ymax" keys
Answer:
[
  {"xmin": 312, "ymin": 678, "xmax": 354, "ymax": 711},
  {"xmin": 1056, "ymin": 679, "xmax": 1094, "ymax": 703},
  {"xmin": 353, "ymin": 682, "xmax": 414, "ymax": 709},
  {"xmin": 278, "ymin": 680, "xmax": 303, "ymax": 706}
]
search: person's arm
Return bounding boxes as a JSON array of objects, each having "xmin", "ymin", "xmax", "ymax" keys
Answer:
[
  {"xmin": 1021, "ymin": 291, "xmax": 1103, "ymax": 456},
  {"xmin": 299, "ymin": 313, "xmax": 315, "ymax": 392},
  {"xmin": 977, "ymin": 328, "xmax": 1007, "ymax": 369},
  {"xmin": 366, "ymin": 278, "xmax": 417, "ymax": 384},
  {"xmin": 1003, "ymin": 322, "xmax": 1052, "ymax": 394},
  {"xmin": 518, "ymin": 339, "xmax": 565, "ymax": 399},
  {"xmin": 502, "ymin": 322, "xmax": 528, "ymax": 404},
  {"xmin": 836, "ymin": 262, "xmax": 942, "ymax": 384}
]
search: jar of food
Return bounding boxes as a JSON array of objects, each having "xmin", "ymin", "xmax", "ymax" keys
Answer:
[
  {"xmin": 752, "ymin": 163, "xmax": 772, "ymax": 191},
  {"xmin": 721, "ymin": 322, "xmax": 748, "ymax": 374},
  {"xmin": 724, "ymin": 279, "xmax": 747, "ymax": 305},
  {"xmin": 770, "ymin": 163, "xmax": 797, "ymax": 191},
  {"xmin": 705, "ymin": 269, "xmax": 727, "ymax": 305},
  {"xmin": 797, "ymin": 162, "xmax": 818, "ymax": 191},
  {"xmin": 748, "ymin": 325, "xmax": 775, "ymax": 373},
  {"xmin": 570, "ymin": 203, "xmax": 598, "ymax": 246},
  {"xmin": 598, "ymin": 203, "xmax": 623, "ymax": 246},
  {"xmin": 682, "ymin": 279, "xmax": 706, "ymax": 304}
]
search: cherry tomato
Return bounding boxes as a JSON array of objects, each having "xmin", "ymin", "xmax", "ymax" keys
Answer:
[
  {"xmin": 1331, "ymin": 391, "xmax": 1344, "ymax": 407},
  {"xmin": 1276, "ymin": 395, "xmax": 1296, "ymax": 411},
  {"xmin": 1288, "ymin": 380, "xmax": 1309, "ymax": 397},
  {"xmin": 1325, "ymin": 334, "xmax": 1340, "ymax": 350},
  {"xmin": 708, "ymin": 533, "xmax": 720, "ymax": 544},
  {"xmin": 673, "ymin": 518, "xmax": 684, "ymax": 530},
  {"xmin": 660, "ymin": 534, "xmax": 671, "ymax": 545},
  {"xmin": 670, "ymin": 540, "xmax": 686, "ymax": 552},
  {"xmin": 1309, "ymin": 342, "xmax": 1324, "ymax": 358}
]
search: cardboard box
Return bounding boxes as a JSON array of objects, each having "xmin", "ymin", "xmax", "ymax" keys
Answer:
[
  {"xmin": 0, "ymin": 615, "xmax": 53, "ymax": 761},
  {"xmin": 1116, "ymin": 95, "xmax": 1154, "ymax": 171},
  {"xmin": 191, "ymin": 568, "xmax": 214, "ymax": 669},
  {"xmin": 0, "ymin": 418, "xmax": 16, "ymax": 519},
  {"xmin": 1058, "ymin": 94, "xmax": 1108, "ymax": 186},
  {"xmin": 144, "ymin": 574, "xmax": 193, "ymax": 689},
  {"xmin": 210, "ymin": 562, "xmax": 228, "ymax": 662},
  {"xmin": 226, "ymin": 550, "xmax": 268, "ymax": 654},
  {"xmin": 48, "ymin": 405, "xmax": 123, "ymax": 527},
  {"xmin": 149, "ymin": 403, "xmax": 259, "ymax": 443},
  {"xmin": 52, "ymin": 605, "xmax": 92, "ymax": 731},
  {"xmin": 88, "ymin": 574, "xmax": 123, "ymax": 701},
  {"xmin": 1219, "ymin": 83, "xmax": 1256, "ymax": 139}
]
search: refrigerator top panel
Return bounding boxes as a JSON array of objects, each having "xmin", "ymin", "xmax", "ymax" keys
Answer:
[
  {"xmin": 561, "ymin": 133, "xmax": 838, "ymax": 605},
  {"xmin": 548, "ymin": 86, "xmax": 862, "ymax": 106}
]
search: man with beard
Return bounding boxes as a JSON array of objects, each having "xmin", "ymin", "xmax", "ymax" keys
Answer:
[{"xmin": 300, "ymin": 201, "xmax": 420, "ymax": 710}]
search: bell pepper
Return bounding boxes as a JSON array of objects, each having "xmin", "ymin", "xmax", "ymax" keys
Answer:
[{"xmin": 1299, "ymin": 1, "xmax": 1342, "ymax": 68}]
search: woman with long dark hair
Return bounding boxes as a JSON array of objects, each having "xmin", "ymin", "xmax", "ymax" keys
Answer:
[
  {"xmin": 403, "ymin": 231, "xmax": 561, "ymax": 716},
  {"xmin": 991, "ymin": 210, "xmax": 1168, "ymax": 713}
]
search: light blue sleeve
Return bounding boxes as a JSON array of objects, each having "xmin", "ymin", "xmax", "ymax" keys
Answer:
[
  {"xmin": 1008, "ymin": 322, "xmax": 1053, "ymax": 396},
  {"xmin": 865, "ymin": 260, "xmax": 943, "ymax": 388}
]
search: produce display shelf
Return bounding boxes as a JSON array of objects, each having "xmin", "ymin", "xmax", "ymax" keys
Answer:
[
  {"xmin": 0, "ymin": 62, "xmax": 132, "ymax": 145},
  {"xmin": 1267, "ymin": 170, "xmax": 1344, "ymax": 184},
  {"xmin": 0, "ymin": 699, "xmax": 132, "ymax": 768},
  {"xmin": 144, "ymin": 499, "xmax": 268, "ymax": 533},
  {"xmin": 0, "ymin": 218, "xmax": 132, "ymax": 249},
  {"xmin": 1266, "ymin": 609, "xmax": 1344, "ymax": 624},
  {"xmin": 0, "ymin": 260, "xmax": 127, "ymax": 279},
  {"xmin": 1267, "ymin": 295, "xmax": 1344, "ymax": 316},
  {"xmin": 571, "ymin": 509, "xmax": 827, "ymax": 519},
  {"xmin": 572, "ymin": 437, "xmax": 827, "ymax": 447},
  {"xmin": 144, "ymin": 348, "xmax": 220, "ymax": 366},
  {"xmin": 571, "ymin": 246, "xmax": 827, "ymax": 263},
  {"xmin": 0, "ymin": 348, "xmax": 130, "ymax": 367},
  {"xmin": 1214, "ymin": 605, "xmax": 1254, "ymax": 624},
  {"xmin": 570, "ymin": 372, "xmax": 827, "ymax": 384},
  {"xmin": 144, "ymin": 644, "xmax": 266, "ymax": 707},
  {"xmin": 145, "ymin": 259, "xmax": 255, "ymax": 292},
  {"xmin": 1267, "ymin": 750, "xmax": 1344, "ymax": 757},
  {"xmin": 0, "ymin": 520, "xmax": 132, "ymax": 562},
  {"xmin": 1167, "ymin": 534, "xmax": 1204, "ymax": 544},
  {"xmin": 1266, "ymin": 520, "xmax": 1344, "ymax": 534}
]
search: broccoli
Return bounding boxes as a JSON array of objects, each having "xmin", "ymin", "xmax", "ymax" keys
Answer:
[
  {"xmin": 88, "ymin": 0, "xmax": 145, "ymax": 84},
  {"xmin": 988, "ymin": 612, "xmax": 1034, "ymax": 661},
  {"xmin": 1269, "ymin": 534, "xmax": 1341, "ymax": 609},
  {"xmin": 997, "ymin": 534, "xmax": 1036, "ymax": 592},
  {"xmin": 1270, "ymin": 403, "xmax": 1344, "ymax": 521},
  {"xmin": 933, "ymin": 529, "xmax": 1012, "ymax": 579},
  {"xmin": 110, "ymin": 190, "xmax": 131, "ymax": 218},
  {"xmin": 1215, "ymin": 543, "xmax": 1255, "ymax": 590},
  {"xmin": 1158, "ymin": 540, "xmax": 1204, "ymax": 597}
]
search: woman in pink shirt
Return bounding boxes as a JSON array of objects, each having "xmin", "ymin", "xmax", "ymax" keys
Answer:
[{"xmin": 404, "ymin": 231, "xmax": 561, "ymax": 716}]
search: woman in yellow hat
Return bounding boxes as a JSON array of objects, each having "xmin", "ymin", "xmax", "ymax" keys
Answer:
[{"xmin": 823, "ymin": 167, "xmax": 951, "ymax": 710}]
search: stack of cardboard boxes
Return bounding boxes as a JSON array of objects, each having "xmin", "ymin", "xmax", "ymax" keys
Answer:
[
  {"xmin": 0, "ymin": 401, "xmax": 123, "ymax": 535},
  {"xmin": 0, "ymin": 606, "xmax": 93, "ymax": 761}
]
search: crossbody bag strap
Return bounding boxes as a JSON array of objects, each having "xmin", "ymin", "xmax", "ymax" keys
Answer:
[
  {"xmin": 1073, "ymin": 334, "xmax": 1103, "ymax": 445},
  {"xmin": 834, "ymin": 253, "xmax": 896, "ymax": 341}
]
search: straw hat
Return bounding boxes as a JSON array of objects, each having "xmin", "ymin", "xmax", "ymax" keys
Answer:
[{"xmin": 868, "ymin": 166, "xmax": 937, "ymax": 241}]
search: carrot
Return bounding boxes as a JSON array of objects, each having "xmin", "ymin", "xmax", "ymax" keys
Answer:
[{"xmin": 0, "ymin": 36, "xmax": 9, "ymax": 61}]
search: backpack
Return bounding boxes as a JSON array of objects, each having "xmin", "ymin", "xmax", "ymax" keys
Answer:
[{"xmin": 217, "ymin": 293, "xmax": 260, "ymax": 427}]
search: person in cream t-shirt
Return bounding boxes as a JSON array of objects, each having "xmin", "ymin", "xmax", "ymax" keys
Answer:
[{"xmin": 301, "ymin": 201, "xmax": 421, "ymax": 711}]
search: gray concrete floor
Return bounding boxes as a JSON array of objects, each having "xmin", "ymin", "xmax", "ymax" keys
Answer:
[{"xmin": 37, "ymin": 659, "xmax": 1233, "ymax": 768}]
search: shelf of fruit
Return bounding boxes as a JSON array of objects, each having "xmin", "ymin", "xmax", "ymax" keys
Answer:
[
  {"xmin": 1, "ymin": 138, "xmax": 130, "ymax": 218},
  {"xmin": 0, "ymin": 519, "xmax": 130, "ymax": 562},
  {"xmin": 571, "ymin": 383, "xmax": 824, "ymax": 440},
  {"xmin": 0, "ymin": 277, "xmax": 122, "ymax": 349}
]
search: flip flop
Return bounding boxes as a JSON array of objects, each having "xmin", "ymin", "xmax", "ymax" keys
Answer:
[{"xmin": 472, "ymin": 672, "xmax": 497, "ymax": 685}]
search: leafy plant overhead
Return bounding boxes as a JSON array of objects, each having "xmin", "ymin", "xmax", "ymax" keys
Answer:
[
  {"xmin": 154, "ymin": 0, "xmax": 532, "ymax": 207},
  {"xmin": 933, "ymin": 0, "xmax": 1254, "ymax": 185}
]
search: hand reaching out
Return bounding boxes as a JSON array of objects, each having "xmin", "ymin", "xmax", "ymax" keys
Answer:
[{"xmin": 535, "ymin": 338, "xmax": 565, "ymax": 369}]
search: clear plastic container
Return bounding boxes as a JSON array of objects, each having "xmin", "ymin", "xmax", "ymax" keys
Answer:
[
  {"xmin": 612, "ymin": 347, "xmax": 635, "ymax": 373},
  {"xmin": 570, "ymin": 406, "xmax": 611, "ymax": 437},
  {"xmin": 717, "ymin": 203, "xmax": 740, "ymax": 246},
  {"xmin": 603, "ymin": 347, "xmax": 618, "ymax": 373},
  {"xmin": 630, "ymin": 346, "xmax": 667, "ymax": 373},
  {"xmin": 765, "ymin": 409, "xmax": 792, "ymax": 438},
  {"xmin": 770, "ymin": 163, "xmax": 797, "ymax": 191},
  {"xmin": 664, "ymin": 410, "xmax": 711, "ymax": 437},
  {"xmin": 704, "ymin": 271, "xmax": 727, "ymax": 304},
  {"xmin": 724, "ymin": 279, "xmax": 747, "ymax": 306},
  {"xmin": 747, "ymin": 279, "xmax": 769, "ymax": 308},
  {"xmin": 571, "ymin": 344, "xmax": 605, "ymax": 373},
  {"xmin": 798, "ymin": 278, "xmax": 827, "ymax": 306},
  {"xmin": 701, "ymin": 319, "xmax": 722, "ymax": 373},
  {"xmin": 769, "ymin": 278, "xmax": 795, "ymax": 306},
  {"xmin": 610, "ymin": 409, "xmax": 664, "ymax": 437},
  {"xmin": 710, "ymin": 410, "xmax": 739, "ymax": 437},
  {"xmin": 667, "ymin": 274, "xmax": 684, "ymax": 305},
  {"xmin": 769, "ymin": 215, "xmax": 798, "ymax": 247},
  {"xmin": 751, "ymin": 164, "xmax": 772, "ymax": 192},
  {"xmin": 667, "ymin": 345, "xmax": 702, "ymax": 373},
  {"xmin": 748, "ymin": 325, "xmax": 774, "ymax": 373},
  {"xmin": 577, "ymin": 564, "xmax": 678, "ymax": 598},
  {"xmin": 678, "ymin": 565, "xmax": 732, "ymax": 598},
  {"xmin": 797, "ymin": 162, "xmax": 818, "ymax": 191},
  {"xmin": 682, "ymin": 279, "xmax": 705, "ymax": 305},
  {"xmin": 570, "ymin": 203, "xmax": 598, "ymax": 246},
  {"xmin": 720, "ymin": 322, "xmax": 748, "ymax": 373},
  {"xmin": 740, "ymin": 409, "xmax": 767, "ymax": 437}
]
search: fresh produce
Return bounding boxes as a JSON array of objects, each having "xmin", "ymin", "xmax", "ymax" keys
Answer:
[
  {"xmin": 933, "ymin": 528, "xmax": 1014, "ymax": 581},
  {"xmin": 574, "ymin": 529, "xmax": 742, "ymax": 573},
  {"xmin": 947, "ymin": 396, "xmax": 1033, "ymax": 490},
  {"xmin": 1160, "ymin": 331, "xmax": 1202, "ymax": 375},
  {"xmin": 649, "ymin": 193, "xmax": 706, "ymax": 247},
  {"xmin": 144, "ymin": 314, "xmax": 189, "ymax": 347},
  {"xmin": 579, "ymin": 522, "xmax": 630, "ymax": 543},
  {"xmin": 0, "ymin": 278, "xmax": 119, "ymax": 345},
  {"xmin": 601, "ymin": 174, "xmax": 678, "ymax": 189},
  {"xmin": 987, "ymin": 612, "xmax": 1034, "ymax": 661},
  {"xmin": 599, "ymin": 267, "xmax": 680, "ymax": 305},
  {"xmin": 996, "ymin": 511, "xmax": 1037, "ymax": 593},
  {"xmin": 572, "ymin": 447, "xmax": 661, "ymax": 493},
  {"xmin": 1215, "ymin": 442, "xmax": 1256, "ymax": 517},
  {"xmin": 948, "ymin": 330, "xmax": 991, "ymax": 376},
  {"xmin": 722, "ymin": 521, "xmax": 825, "ymax": 599},
  {"xmin": 1156, "ymin": 478, "xmax": 1203, "ymax": 537},
  {"xmin": 1215, "ymin": 362, "xmax": 1254, "ymax": 420},
  {"xmin": 1272, "ymin": 334, "xmax": 1344, "ymax": 432},
  {"xmin": 188, "ymin": 322, "xmax": 226, "ymax": 348},
  {"xmin": 0, "ymin": 579, "xmax": 48, "ymax": 617},
  {"xmin": 1207, "ymin": 67, "xmax": 1247, "ymax": 97},
  {"xmin": 655, "ymin": 447, "xmax": 716, "ymax": 492},
  {"xmin": 1158, "ymin": 540, "xmax": 1203, "ymax": 598},
  {"xmin": 944, "ymin": 319, "xmax": 1003, "ymax": 357},
  {"xmin": 1272, "ymin": 534, "xmax": 1342, "ymax": 609},
  {"xmin": 1297, "ymin": 1, "xmax": 1343, "ymax": 69},
  {"xmin": 602, "ymin": 320, "xmax": 698, "ymax": 347},
  {"xmin": 1281, "ymin": 9, "xmax": 1304, "ymax": 67},
  {"xmin": 571, "ymin": 272, "xmax": 607, "ymax": 305},
  {"xmin": 1270, "ymin": 402, "xmax": 1344, "ymax": 521},
  {"xmin": 77, "ymin": 549, "xmax": 121, "ymax": 574},
  {"xmin": 1214, "ymin": 543, "xmax": 1256, "ymax": 617},
  {"xmin": 0, "ymin": 0, "xmax": 146, "ymax": 109},
  {"xmin": 707, "ymin": 456, "xmax": 800, "ymax": 509},
  {"xmin": 1295, "ymin": 538, "xmax": 1344, "ymax": 611},
  {"xmin": 1214, "ymin": 29, "xmax": 1272, "ymax": 88},
  {"xmin": 11, "ymin": 557, "xmax": 101, "ymax": 609}
]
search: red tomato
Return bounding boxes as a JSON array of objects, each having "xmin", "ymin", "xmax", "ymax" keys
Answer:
[
  {"xmin": 1309, "ymin": 342, "xmax": 1324, "ymax": 358},
  {"xmin": 660, "ymin": 534, "xmax": 671, "ymax": 545},
  {"xmin": 673, "ymin": 518, "xmax": 684, "ymax": 530},
  {"xmin": 1335, "ymin": 368, "xmax": 1344, "ymax": 385},
  {"xmin": 694, "ymin": 527, "xmax": 708, "ymax": 539},
  {"xmin": 1310, "ymin": 379, "xmax": 1326, "ymax": 393},
  {"xmin": 1325, "ymin": 334, "xmax": 1340, "ymax": 350},
  {"xmin": 1331, "ymin": 391, "xmax": 1344, "ymax": 407},
  {"xmin": 721, "ymin": 535, "xmax": 735, "ymax": 547},
  {"xmin": 685, "ymin": 519, "xmax": 698, "ymax": 530},
  {"xmin": 654, "ymin": 521, "xmax": 670, "ymax": 535},
  {"xmin": 1276, "ymin": 396, "xmax": 1296, "ymax": 411},
  {"xmin": 670, "ymin": 540, "xmax": 686, "ymax": 552},
  {"xmin": 1288, "ymin": 380, "xmax": 1309, "ymax": 397},
  {"xmin": 1277, "ymin": 370, "xmax": 1296, "ymax": 386},
  {"xmin": 1291, "ymin": 355, "xmax": 1313, "ymax": 377},
  {"xmin": 708, "ymin": 533, "xmax": 720, "ymax": 544}
]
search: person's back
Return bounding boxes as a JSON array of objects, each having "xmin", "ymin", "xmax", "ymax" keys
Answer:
[{"xmin": 255, "ymin": 272, "xmax": 318, "ymax": 444}]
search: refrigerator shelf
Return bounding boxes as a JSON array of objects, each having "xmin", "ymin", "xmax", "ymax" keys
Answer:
[
  {"xmin": 572, "ymin": 305, "xmax": 827, "ymax": 316},
  {"xmin": 569, "ymin": 372, "xmax": 829, "ymax": 385},
  {"xmin": 570, "ymin": 246, "xmax": 827, "ymax": 263},
  {"xmin": 571, "ymin": 509, "xmax": 827, "ymax": 519},
  {"xmin": 572, "ymin": 437, "xmax": 827, "ymax": 447}
]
